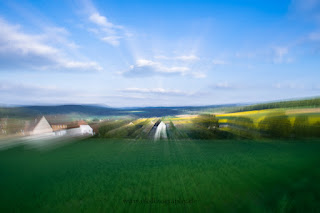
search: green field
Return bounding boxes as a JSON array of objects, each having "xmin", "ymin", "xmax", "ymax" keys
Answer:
[{"xmin": 0, "ymin": 139, "xmax": 320, "ymax": 212}]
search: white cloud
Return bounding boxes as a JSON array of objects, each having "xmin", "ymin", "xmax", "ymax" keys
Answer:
[
  {"xmin": 192, "ymin": 72, "xmax": 206, "ymax": 78},
  {"xmin": 136, "ymin": 59, "xmax": 158, "ymax": 67},
  {"xmin": 210, "ymin": 82, "xmax": 235, "ymax": 89},
  {"xmin": 101, "ymin": 36, "xmax": 122, "ymax": 46},
  {"xmin": 120, "ymin": 87, "xmax": 189, "ymax": 96},
  {"xmin": 87, "ymin": 11, "xmax": 127, "ymax": 46},
  {"xmin": 0, "ymin": 18, "xmax": 102, "ymax": 71},
  {"xmin": 89, "ymin": 12, "xmax": 114, "ymax": 28},
  {"xmin": 43, "ymin": 27, "xmax": 80, "ymax": 49},
  {"xmin": 0, "ymin": 19, "xmax": 58, "ymax": 56},
  {"xmin": 166, "ymin": 66, "xmax": 190, "ymax": 73},
  {"xmin": 175, "ymin": 55, "xmax": 199, "ymax": 61},
  {"xmin": 61, "ymin": 61, "xmax": 102, "ymax": 71},
  {"xmin": 123, "ymin": 59, "xmax": 190, "ymax": 77},
  {"xmin": 122, "ymin": 59, "xmax": 208, "ymax": 78},
  {"xmin": 154, "ymin": 54, "xmax": 199, "ymax": 61}
]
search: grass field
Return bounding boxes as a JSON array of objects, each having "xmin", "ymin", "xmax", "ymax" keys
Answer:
[{"xmin": 1, "ymin": 139, "xmax": 320, "ymax": 212}]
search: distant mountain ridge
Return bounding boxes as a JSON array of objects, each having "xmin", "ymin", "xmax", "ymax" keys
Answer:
[
  {"xmin": 2, "ymin": 96, "xmax": 319, "ymax": 119},
  {"xmin": 0, "ymin": 104, "xmax": 239, "ymax": 118}
]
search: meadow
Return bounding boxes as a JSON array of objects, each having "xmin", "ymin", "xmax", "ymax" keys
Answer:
[{"xmin": 1, "ymin": 139, "xmax": 320, "ymax": 212}]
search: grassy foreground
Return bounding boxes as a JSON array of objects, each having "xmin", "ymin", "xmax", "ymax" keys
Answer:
[{"xmin": 0, "ymin": 139, "xmax": 320, "ymax": 212}]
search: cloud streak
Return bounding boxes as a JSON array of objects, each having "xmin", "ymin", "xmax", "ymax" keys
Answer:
[
  {"xmin": 87, "ymin": 7, "xmax": 128, "ymax": 46},
  {"xmin": 120, "ymin": 87, "xmax": 189, "ymax": 96},
  {"xmin": 89, "ymin": 12, "xmax": 115, "ymax": 28},
  {"xmin": 210, "ymin": 82, "xmax": 237, "ymax": 90},
  {"xmin": 155, "ymin": 54, "xmax": 199, "ymax": 62},
  {"xmin": 0, "ymin": 18, "xmax": 102, "ymax": 71},
  {"xmin": 122, "ymin": 59, "xmax": 190, "ymax": 77}
]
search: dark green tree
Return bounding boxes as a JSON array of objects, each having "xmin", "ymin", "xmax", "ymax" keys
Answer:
[
  {"xmin": 194, "ymin": 114, "xmax": 219, "ymax": 131},
  {"xmin": 258, "ymin": 112, "xmax": 291, "ymax": 138},
  {"xmin": 292, "ymin": 115, "xmax": 309, "ymax": 138}
]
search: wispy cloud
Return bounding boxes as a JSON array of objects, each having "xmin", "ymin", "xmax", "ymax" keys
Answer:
[
  {"xmin": 119, "ymin": 87, "xmax": 189, "ymax": 96},
  {"xmin": 42, "ymin": 27, "xmax": 80, "ymax": 49},
  {"xmin": 155, "ymin": 54, "xmax": 199, "ymax": 62},
  {"xmin": 210, "ymin": 82, "xmax": 236, "ymax": 90},
  {"xmin": 0, "ymin": 81, "xmax": 80, "ymax": 105},
  {"xmin": 122, "ymin": 59, "xmax": 190, "ymax": 77},
  {"xmin": 88, "ymin": 12, "xmax": 125, "ymax": 46},
  {"xmin": 83, "ymin": 0, "xmax": 130, "ymax": 47},
  {"xmin": 89, "ymin": 12, "xmax": 115, "ymax": 28},
  {"xmin": 0, "ymin": 81, "xmax": 155, "ymax": 106},
  {"xmin": 191, "ymin": 72, "xmax": 206, "ymax": 79},
  {"xmin": 101, "ymin": 35, "xmax": 122, "ymax": 46},
  {"xmin": 62, "ymin": 61, "xmax": 102, "ymax": 71},
  {"xmin": 0, "ymin": 17, "xmax": 102, "ymax": 71}
]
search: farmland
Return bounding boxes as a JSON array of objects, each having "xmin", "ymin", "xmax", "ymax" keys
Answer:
[
  {"xmin": 1, "ymin": 139, "xmax": 320, "ymax": 212},
  {"xmin": 1, "ymin": 98, "xmax": 320, "ymax": 212}
]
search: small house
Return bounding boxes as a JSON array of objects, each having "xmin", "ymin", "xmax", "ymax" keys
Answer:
[{"xmin": 66, "ymin": 120, "xmax": 93, "ymax": 136}]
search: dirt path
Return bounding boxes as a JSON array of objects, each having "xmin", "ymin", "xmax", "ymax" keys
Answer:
[{"xmin": 154, "ymin": 121, "xmax": 167, "ymax": 140}]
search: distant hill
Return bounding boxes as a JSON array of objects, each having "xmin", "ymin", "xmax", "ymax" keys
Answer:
[
  {"xmin": 234, "ymin": 97, "xmax": 320, "ymax": 112},
  {"xmin": 24, "ymin": 105, "xmax": 119, "ymax": 115},
  {"xmin": 0, "ymin": 104, "xmax": 238, "ymax": 118},
  {"xmin": 1, "ymin": 97, "xmax": 319, "ymax": 119}
]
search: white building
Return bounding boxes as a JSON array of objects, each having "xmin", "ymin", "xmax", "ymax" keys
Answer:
[
  {"xmin": 66, "ymin": 121, "xmax": 94, "ymax": 136},
  {"xmin": 24, "ymin": 117, "xmax": 93, "ymax": 139},
  {"xmin": 55, "ymin": 129, "xmax": 67, "ymax": 136},
  {"xmin": 79, "ymin": 125, "xmax": 93, "ymax": 135}
]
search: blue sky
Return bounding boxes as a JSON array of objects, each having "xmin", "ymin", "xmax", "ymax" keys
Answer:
[{"xmin": 0, "ymin": 0, "xmax": 319, "ymax": 107}]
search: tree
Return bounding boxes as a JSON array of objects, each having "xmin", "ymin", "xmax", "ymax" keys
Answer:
[
  {"xmin": 186, "ymin": 114, "xmax": 220, "ymax": 139},
  {"xmin": 258, "ymin": 112, "xmax": 291, "ymax": 138},
  {"xmin": 292, "ymin": 115, "xmax": 309, "ymax": 138},
  {"xmin": 193, "ymin": 114, "xmax": 219, "ymax": 131}
]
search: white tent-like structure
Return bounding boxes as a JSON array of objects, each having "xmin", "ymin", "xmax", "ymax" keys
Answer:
[{"xmin": 31, "ymin": 116, "xmax": 54, "ymax": 136}]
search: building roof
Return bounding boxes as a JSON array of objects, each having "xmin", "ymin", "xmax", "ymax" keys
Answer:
[
  {"xmin": 24, "ymin": 116, "xmax": 43, "ymax": 132},
  {"xmin": 66, "ymin": 120, "xmax": 88, "ymax": 129},
  {"xmin": 24, "ymin": 116, "xmax": 89, "ymax": 132}
]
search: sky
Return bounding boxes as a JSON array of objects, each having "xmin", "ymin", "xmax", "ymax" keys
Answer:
[{"xmin": 0, "ymin": 0, "xmax": 319, "ymax": 107}]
